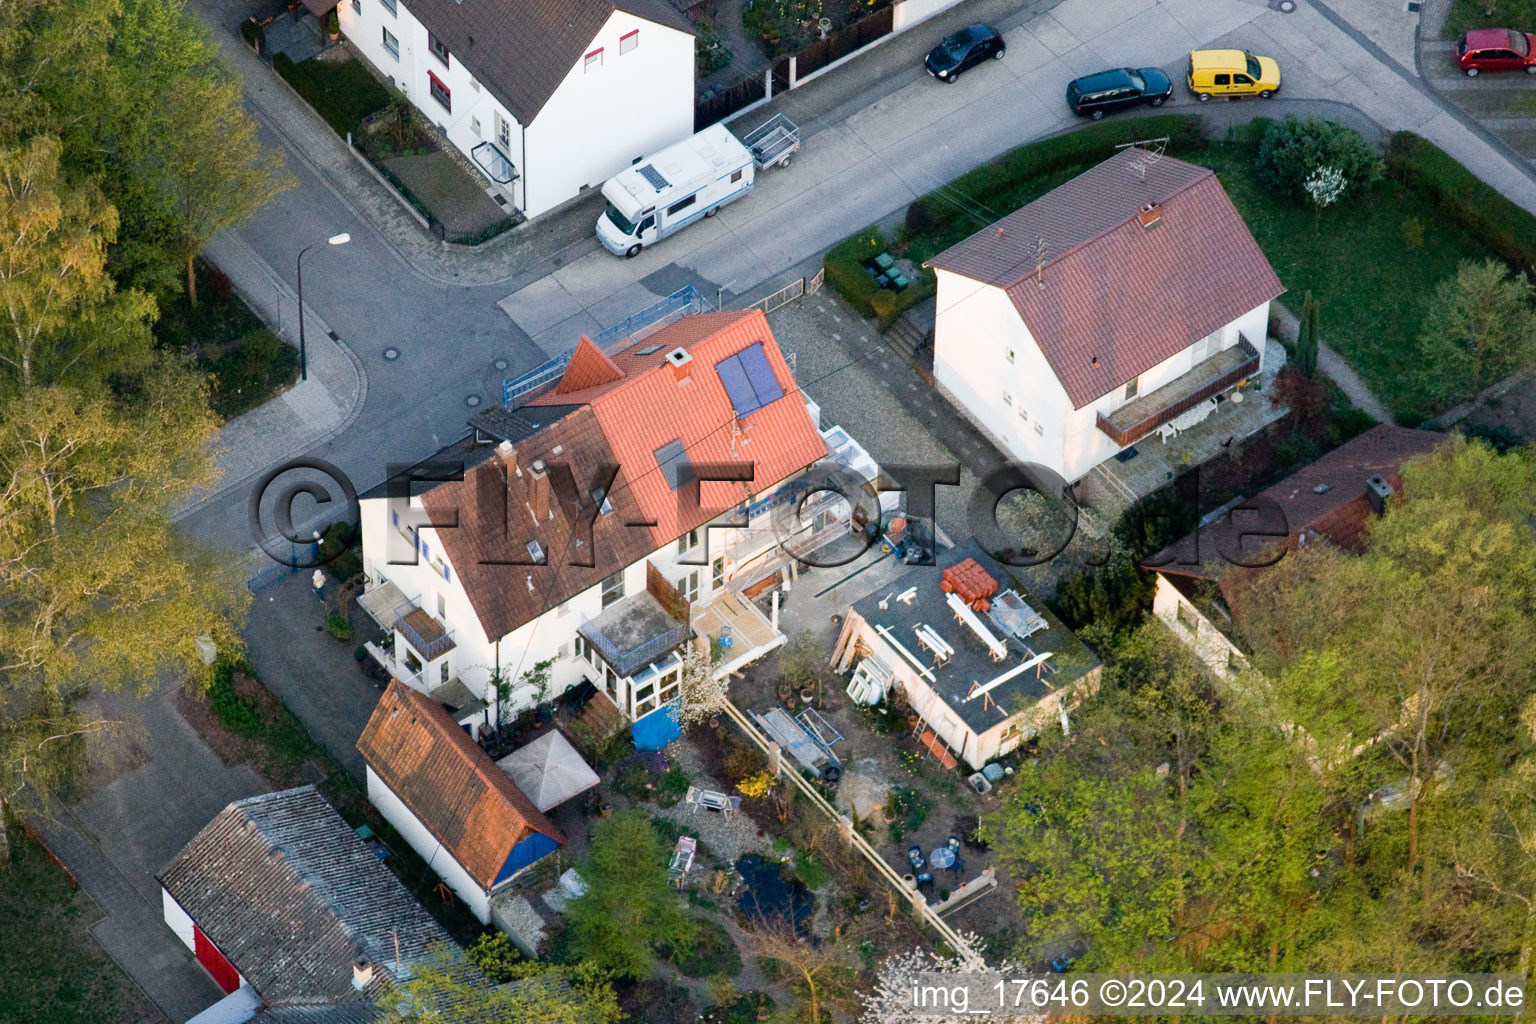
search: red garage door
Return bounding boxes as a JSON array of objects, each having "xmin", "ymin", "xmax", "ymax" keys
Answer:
[{"xmin": 193, "ymin": 925, "xmax": 241, "ymax": 994}]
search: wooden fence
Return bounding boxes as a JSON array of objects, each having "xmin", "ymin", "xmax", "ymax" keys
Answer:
[{"xmin": 795, "ymin": 5, "xmax": 895, "ymax": 79}]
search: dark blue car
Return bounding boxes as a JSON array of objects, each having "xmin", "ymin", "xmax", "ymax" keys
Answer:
[
  {"xmin": 925, "ymin": 24, "xmax": 1005, "ymax": 83},
  {"xmin": 1066, "ymin": 67, "xmax": 1174, "ymax": 119}
]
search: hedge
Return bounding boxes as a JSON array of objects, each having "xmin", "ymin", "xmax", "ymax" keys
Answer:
[
  {"xmin": 824, "ymin": 229, "xmax": 935, "ymax": 328},
  {"xmin": 1386, "ymin": 131, "xmax": 1536, "ymax": 278}
]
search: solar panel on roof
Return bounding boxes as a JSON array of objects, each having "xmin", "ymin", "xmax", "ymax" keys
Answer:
[
  {"xmin": 637, "ymin": 164, "xmax": 669, "ymax": 190},
  {"xmin": 736, "ymin": 343, "xmax": 785, "ymax": 409},
  {"xmin": 636, "ymin": 344, "xmax": 664, "ymax": 356},
  {"xmin": 715, "ymin": 343, "xmax": 785, "ymax": 419},
  {"xmin": 715, "ymin": 353, "xmax": 757, "ymax": 417}
]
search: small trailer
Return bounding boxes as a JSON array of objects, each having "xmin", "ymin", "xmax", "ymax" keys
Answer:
[{"xmin": 740, "ymin": 113, "xmax": 801, "ymax": 170}]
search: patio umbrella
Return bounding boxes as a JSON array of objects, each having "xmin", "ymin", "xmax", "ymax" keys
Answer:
[{"xmin": 497, "ymin": 730, "xmax": 600, "ymax": 812}]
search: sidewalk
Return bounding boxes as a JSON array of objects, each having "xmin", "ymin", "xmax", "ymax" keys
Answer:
[{"xmin": 172, "ymin": 230, "xmax": 366, "ymax": 522}]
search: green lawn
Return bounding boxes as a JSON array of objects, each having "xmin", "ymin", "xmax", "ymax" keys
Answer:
[
  {"xmin": 0, "ymin": 820, "xmax": 160, "ymax": 1024},
  {"xmin": 1442, "ymin": 0, "xmax": 1536, "ymax": 38},
  {"xmin": 1202, "ymin": 143, "xmax": 1497, "ymax": 422},
  {"xmin": 273, "ymin": 54, "xmax": 391, "ymax": 137}
]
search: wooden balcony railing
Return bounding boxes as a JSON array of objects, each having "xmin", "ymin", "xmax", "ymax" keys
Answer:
[{"xmin": 1096, "ymin": 334, "xmax": 1261, "ymax": 448}]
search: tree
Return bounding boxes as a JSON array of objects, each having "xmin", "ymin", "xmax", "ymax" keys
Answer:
[
  {"xmin": 1416, "ymin": 258, "xmax": 1536, "ymax": 405},
  {"xmin": 1294, "ymin": 290, "xmax": 1320, "ymax": 377},
  {"xmin": 1303, "ymin": 165, "xmax": 1347, "ymax": 232},
  {"xmin": 862, "ymin": 932, "xmax": 1037, "ymax": 1024},
  {"xmin": 0, "ymin": 356, "xmax": 246, "ymax": 866},
  {"xmin": 675, "ymin": 645, "xmax": 728, "ymax": 728},
  {"xmin": 379, "ymin": 944, "xmax": 621, "ymax": 1024},
  {"xmin": 0, "ymin": 136, "xmax": 156, "ymax": 393},
  {"xmin": 1253, "ymin": 116, "xmax": 1382, "ymax": 201},
  {"xmin": 745, "ymin": 919, "xmax": 847, "ymax": 1024},
  {"xmin": 565, "ymin": 810, "xmax": 696, "ymax": 977},
  {"xmin": 136, "ymin": 70, "xmax": 292, "ymax": 305}
]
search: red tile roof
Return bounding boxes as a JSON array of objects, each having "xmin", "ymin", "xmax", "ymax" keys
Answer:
[
  {"xmin": 356, "ymin": 682, "xmax": 563, "ymax": 891},
  {"xmin": 556, "ymin": 336, "xmax": 625, "ymax": 395},
  {"xmin": 1153, "ymin": 425, "xmax": 1447, "ymax": 583},
  {"xmin": 927, "ymin": 149, "xmax": 1284, "ymax": 409},
  {"xmin": 423, "ymin": 311, "xmax": 826, "ymax": 642}
]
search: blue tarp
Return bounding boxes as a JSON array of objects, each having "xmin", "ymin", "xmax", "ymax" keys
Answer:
[
  {"xmin": 493, "ymin": 831, "xmax": 560, "ymax": 886},
  {"xmin": 631, "ymin": 701, "xmax": 682, "ymax": 751}
]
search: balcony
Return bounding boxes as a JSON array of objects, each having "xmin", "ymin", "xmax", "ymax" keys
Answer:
[
  {"xmin": 579, "ymin": 590, "xmax": 691, "ymax": 679},
  {"xmin": 392, "ymin": 601, "xmax": 456, "ymax": 661},
  {"xmin": 1097, "ymin": 335, "xmax": 1262, "ymax": 448}
]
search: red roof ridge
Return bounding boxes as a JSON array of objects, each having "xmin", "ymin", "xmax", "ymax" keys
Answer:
[{"xmin": 556, "ymin": 336, "xmax": 625, "ymax": 394}]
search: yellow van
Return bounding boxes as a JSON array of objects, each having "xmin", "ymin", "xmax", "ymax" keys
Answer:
[{"xmin": 1187, "ymin": 49, "xmax": 1281, "ymax": 101}]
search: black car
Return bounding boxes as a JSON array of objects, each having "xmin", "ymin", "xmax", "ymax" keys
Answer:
[
  {"xmin": 1065, "ymin": 67, "xmax": 1174, "ymax": 119},
  {"xmin": 925, "ymin": 23, "xmax": 1005, "ymax": 83}
]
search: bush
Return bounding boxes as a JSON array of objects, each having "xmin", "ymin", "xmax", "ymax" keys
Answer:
[
  {"xmin": 1254, "ymin": 116, "xmax": 1382, "ymax": 201},
  {"xmin": 657, "ymin": 766, "xmax": 690, "ymax": 808},
  {"xmin": 794, "ymin": 849, "xmax": 830, "ymax": 890},
  {"xmin": 325, "ymin": 610, "xmax": 354, "ymax": 641},
  {"xmin": 273, "ymin": 54, "xmax": 391, "ymax": 137},
  {"xmin": 205, "ymin": 267, "xmax": 234, "ymax": 304},
  {"xmin": 1387, "ymin": 131, "xmax": 1536, "ymax": 279},
  {"xmin": 823, "ymin": 230, "xmax": 886, "ymax": 319},
  {"xmin": 208, "ymin": 657, "xmax": 266, "ymax": 737},
  {"xmin": 660, "ymin": 917, "xmax": 742, "ymax": 978},
  {"xmin": 240, "ymin": 18, "xmax": 265, "ymax": 52},
  {"xmin": 207, "ymin": 329, "xmax": 299, "ymax": 418},
  {"xmin": 325, "ymin": 8, "xmax": 339, "ymax": 35}
]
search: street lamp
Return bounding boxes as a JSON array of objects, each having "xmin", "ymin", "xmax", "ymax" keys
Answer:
[{"xmin": 296, "ymin": 232, "xmax": 351, "ymax": 381}]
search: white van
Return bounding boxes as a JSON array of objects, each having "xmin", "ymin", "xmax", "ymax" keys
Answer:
[{"xmin": 597, "ymin": 124, "xmax": 754, "ymax": 258}]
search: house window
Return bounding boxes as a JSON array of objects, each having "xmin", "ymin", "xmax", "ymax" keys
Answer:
[
  {"xmin": 495, "ymin": 112, "xmax": 511, "ymax": 150},
  {"xmin": 591, "ymin": 488, "xmax": 614, "ymax": 515},
  {"xmin": 381, "ymin": 26, "xmax": 399, "ymax": 58},
  {"xmin": 1034, "ymin": 421, "xmax": 1044, "ymax": 435},
  {"xmin": 1005, "ymin": 347, "xmax": 1015, "ymax": 364},
  {"xmin": 1001, "ymin": 391, "xmax": 1012, "ymax": 407},
  {"xmin": 659, "ymin": 669, "xmax": 679, "ymax": 704},
  {"xmin": 585, "ymin": 48, "xmax": 603, "ymax": 71},
  {"xmin": 678, "ymin": 528, "xmax": 699, "ymax": 554},
  {"xmin": 600, "ymin": 571, "xmax": 625, "ymax": 608},
  {"xmin": 620, "ymin": 30, "xmax": 639, "ymax": 55},
  {"xmin": 1016, "ymin": 405, "xmax": 1027, "ymax": 421},
  {"xmin": 393, "ymin": 508, "xmax": 415, "ymax": 547},
  {"xmin": 676, "ymin": 571, "xmax": 699, "ymax": 603},
  {"xmin": 730, "ymin": 169, "xmax": 743, "ymax": 183},
  {"xmin": 351, "ymin": 0, "xmax": 360, "ymax": 13},
  {"xmin": 526, "ymin": 540, "xmax": 545, "ymax": 564},
  {"xmin": 712, "ymin": 556, "xmax": 724, "ymax": 590},
  {"xmin": 470, "ymin": 116, "xmax": 481, "ymax": 137},
  {"xmin": 440, "ymin": 662, "xmax": 450, "ymax": 684},
  {"xmin": 420, "ymin": 538, "xmax": 430, "ymax": 561},
  {"xmin": 380, "ymin": 0, "xmax": 395, "ymax": 13},
  {"xmin": 1176, "ymin": 600, "xmax": 1198, "ymax": 633},
  {"xmin": 428, "ymin": 71, "xmax": 450, "ymax": 112},
  {"xmin": 436, "ymin": 592, "xmax": 446, "ymax": 619},
  {"xmin": 429, "ymin": 32, "xmax": 450, "ymax": 67},
  {"xmin": 667, "ymin": 193, "xmax": 697, "ymax": 216},
  {"xmin": 574, "ymin": 635, "xmax": 585, "ymax": 660},
  {"xmin": 1125, "ymin": 378, "xmax": 1138, "ymax": 400},
  {"xmin": 1001, "ymin": 719, "xmax": 1023, "ymax": 740}
]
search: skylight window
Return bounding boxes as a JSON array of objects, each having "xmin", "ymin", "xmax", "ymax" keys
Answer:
[{"xmin": 654, "ymin": 439, "xmax": 696, "ymax": 492}]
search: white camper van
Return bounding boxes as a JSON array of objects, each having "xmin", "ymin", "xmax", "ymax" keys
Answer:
[{"xmin": 597, "ymin": 124, "xmax": 754, "ymax": 258}]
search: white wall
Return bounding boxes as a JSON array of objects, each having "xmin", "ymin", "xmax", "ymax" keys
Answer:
[
  {"xmin": 366, "ymin": 766, "xmax": 492, "ymax": 923},
  {"xmin": 933, "ymin": 266, "xmax": 1271, "ymax": 483},
  {"xmin": 1152, "ymin": 574, "xmax": 1247, "ymax": 680},
  {"xmin": 161, "ymin": 889, "xmax": 252, "ymax": 996},
  {"xmin": 522, "ymin": 10, "xmax": 694, "ymax": 216},
  {"xmin": 892, "ymin": 0, "xmax": 965, "ymax": 31}
]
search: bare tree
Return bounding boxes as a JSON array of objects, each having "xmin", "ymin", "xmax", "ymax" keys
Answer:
[{"xmin": 745, "ymin": 918, "xmax": 845, "ymax": 1024}]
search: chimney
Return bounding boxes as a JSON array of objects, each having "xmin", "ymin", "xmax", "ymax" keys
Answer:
[
  {"xmin": 995, "ymin": 226, "xmax": 1005, "ymax": 239},
  {"xmin": 526, "ymin": 459, "xmax": 551, "ymax": 523},
  {"xmin": 665, "ymin": 347, "xmax": 693, "ymax": 382},
  {"xmin": 1366, "ymin": 475, "xmax": 1393, "ymax": 517},
  {"xmin": 495, "ymin": 440, "xmax": 518, "ymax": 474},
  {"xmin": 1136, "ymin": 202, "xmax": 1162, "ymax": 230},
  {"xmin": 352, "ymin": 960, "xmax": 375, "ymax": 991}
]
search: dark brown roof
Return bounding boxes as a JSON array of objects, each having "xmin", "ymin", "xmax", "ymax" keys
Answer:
[
  {"xmin": 1153, "ymin": 425, "xmax": 1447, "ymax": 582},
  {"xmin": 421, "ymin": 406, "xmax": 659, "ymax": 644},
  {"xmin": 357, "ymin": 683, "xmax": 564, "ymax": 891},
  {"xmin": 400, "ymin": 0, "xmax": 693, "ymax": 125},
  {"xmin": 927, "ymin": 149, "xmax": 1284, "ymax": 409},
  {"xmin": 158, "ymin": 787, "xmax": 452, "ymax": 1005}
]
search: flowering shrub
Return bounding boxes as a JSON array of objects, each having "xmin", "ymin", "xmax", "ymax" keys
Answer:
[{"xmin": 738, "ymin": 770, "xmax": 776, "ymax": 799}]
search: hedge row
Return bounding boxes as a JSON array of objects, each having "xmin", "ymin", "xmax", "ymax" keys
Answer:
[
  {"xmin": 824, "ymin": 230, "xmax": 936, "ymax": 327},
  {"xmin": 1386, "ymin": 131, "xmax": 1536, "ymax": 278}
]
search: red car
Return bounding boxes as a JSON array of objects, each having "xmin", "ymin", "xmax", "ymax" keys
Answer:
[{"xmin": 1457, "ymin": 28, "xmax": 1536, "ymax": 76}]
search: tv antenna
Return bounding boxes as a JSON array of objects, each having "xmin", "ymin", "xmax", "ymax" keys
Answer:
[
  {"xmin": 1116, "ymin": 136, "xmax": 1170, "ymax": 180},
  {"xmin": 1035, "ymin": 238, "xmax": 1048, "ymax": 291}
]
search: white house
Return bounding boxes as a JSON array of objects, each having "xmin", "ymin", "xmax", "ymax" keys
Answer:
[
  {"xmin": 338, "ymin": 0, "xmax": 695, "ymax": 217},
  {"xmin": 925, "ymin": 148, "xmax": 1285, "ymax": 488},
  {"xmin": 158, "ymin": 786, "xmax": 458, "ymax": 1022},
  {"xmin": 1149, "ymin": 424, "xmax": 1445, "ymax": 680},
  {"xmin": 830, "ymin": 539, "xmax": 1101, "ymax": 771},
  {"xmin": 356, "ymin": 308, "xmax": 891, "ymax": 730}
]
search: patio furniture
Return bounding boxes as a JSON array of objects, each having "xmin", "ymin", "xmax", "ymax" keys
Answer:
[
  {"xmin": 669, "ymin": 836, "xmax": 697, "ymax": 887},
  {"xmin": 947, "ymin": 834, "xmax": 962, "ymax": 854},
  {"xmin": 929, "ymin": 846, "xmax": 956, "ymax": 872},
  {"xmin": 916, "ymin": 871, "xmax": 935, "ymax": 889},
  {"xmin": 907, "ymin": 845, "xmax": 926, "ymax": 871},
  {"xmin": 686, "ymin": 786, "xmax": 740, "ymax": 815}
]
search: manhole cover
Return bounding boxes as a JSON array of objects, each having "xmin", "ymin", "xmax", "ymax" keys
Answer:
[
  {"xmin": 1278, "ymin": 0, "xmax": 1296, "ymax": 10},
  {"xmin": 494, "ymin": 358, "xmax": 509, "ymax": 370},
  {"xmin": 466, "ymin": 394, "xmax": 482, "ymax": 408},
  {"xmin": 383, "ymin": 347, "xmax": 400, "ymax": 361}
]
